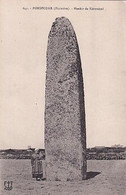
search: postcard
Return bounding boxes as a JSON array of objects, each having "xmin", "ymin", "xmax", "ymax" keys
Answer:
[{"xmin": 0, "ymin": 0, "xmax": 126, "ymax": 194}]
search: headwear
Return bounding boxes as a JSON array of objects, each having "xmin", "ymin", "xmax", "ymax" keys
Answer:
[{"xmin": 35, "ymin": 148, "xmax": 39, "ymax": 153}]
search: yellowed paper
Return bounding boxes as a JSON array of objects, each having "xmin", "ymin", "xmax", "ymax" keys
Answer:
[{"xmin": 0, "ymin": 0, "xmax": 126, "ymax": 194}]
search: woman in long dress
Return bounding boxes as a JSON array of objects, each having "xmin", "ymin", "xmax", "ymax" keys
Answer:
[{"xmin": 31, "ymin": 149, "xmax": 43, "ymax": 180}]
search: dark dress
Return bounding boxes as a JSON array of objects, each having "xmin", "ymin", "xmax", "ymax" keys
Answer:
[{"xmin": 31, "ymin": 153, "xmax": 43, "ymax": 179}]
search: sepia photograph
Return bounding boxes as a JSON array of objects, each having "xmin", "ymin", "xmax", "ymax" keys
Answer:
[{"xmin": 0, "ymin": 0, "xmax": 126, "ymax": 194}]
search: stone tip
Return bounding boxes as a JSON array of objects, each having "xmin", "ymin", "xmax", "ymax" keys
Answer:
[
  {"xmin": 55, "ymin": 16, "xmax": 68, "ymax": 21},
  {"xmin": 49, "ymin": 16, "xmax": 74, "ymax": 38},
  {"xmin": 53, "ymin": 16, "xmax": 71, "ymax": 26}
]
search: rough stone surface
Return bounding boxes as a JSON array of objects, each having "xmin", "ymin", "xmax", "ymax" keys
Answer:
[{"xmin": 45, "ymin": 17, "xmax": 86, "ymax": 181}]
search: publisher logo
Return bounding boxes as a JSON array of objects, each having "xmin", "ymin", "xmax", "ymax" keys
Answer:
[{"xmin": 4, "ymin": 181, "xmax": 13, "ymax": 191}]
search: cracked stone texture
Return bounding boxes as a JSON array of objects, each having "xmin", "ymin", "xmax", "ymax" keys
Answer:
[{"xmin": 45, "ymin": 17, "xmax": 86, "ymax": 181}]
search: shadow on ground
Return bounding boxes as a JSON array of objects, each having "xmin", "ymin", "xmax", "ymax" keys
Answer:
[
  {"xmin": 35, "ymin": 172, "xmax": 101, "ymax": 181},
  {"xmin": 86, "ymin": 171, "xmax": 101, "ymax": 180}
]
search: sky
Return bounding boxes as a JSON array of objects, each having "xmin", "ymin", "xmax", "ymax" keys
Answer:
[{"xmin": 0, "ymin": 0, "xmax": 126, "ymax": 149}]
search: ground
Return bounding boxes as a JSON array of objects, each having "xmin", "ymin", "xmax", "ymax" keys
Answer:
[{"xmin": 0, "ymin": 159, "xmax": 126, "ymax": 195}]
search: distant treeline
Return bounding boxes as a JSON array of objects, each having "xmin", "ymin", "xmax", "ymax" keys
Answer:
[
  {"xmin": 0, "ymin": 147, "xmax": 126, "ymax": 160},
  {"xmin": 87, "ymin": 147, "xmax": 126, "ymax": 160}
]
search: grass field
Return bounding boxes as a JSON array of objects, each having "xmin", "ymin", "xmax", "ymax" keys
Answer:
[{"xmin": 0, "ymin": 159, "xmax": 126, "ymax": 195}]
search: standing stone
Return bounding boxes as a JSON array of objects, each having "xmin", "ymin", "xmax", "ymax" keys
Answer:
[{"xmin": 45, "ymin": 17, "xmax": 86, "ymax": 181}]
